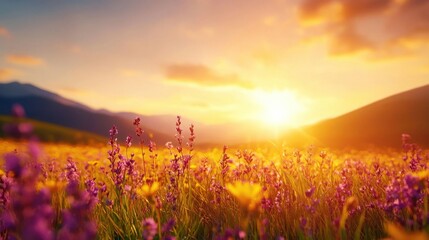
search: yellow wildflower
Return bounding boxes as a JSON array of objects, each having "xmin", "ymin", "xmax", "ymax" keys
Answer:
[
  {"xmin": 136, "ymin": 182, "xmax": 160, "ymax": 198},
  {"xmin": 385, "ymin": 222, "xmax": 429, "ymax": 240},
  {"xmin": 226, "ymin": 181, "xmax": 262, "ymax": 212},
  {"xmin": 37, "ymin": 180, "xmax": 66, "ymax": 192},
  {"xmin": 0, "ymin": 169, "xmax": 5, "ymax": 176},
  {"xmin": 413, "ymin": 170, "xmax": 429, "ymax": 181},
  {"xmin": 87, "ymin": 160, "xmax": 99, "ymax": 166},
  {"xmin": 340, "ymin": 196, "xmax": 359, "ymax": 229}
]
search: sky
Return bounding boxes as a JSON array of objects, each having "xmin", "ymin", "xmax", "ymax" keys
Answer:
[{"xmin": 0, "ymin": 0, "xmax": 428, "ymax": 128}]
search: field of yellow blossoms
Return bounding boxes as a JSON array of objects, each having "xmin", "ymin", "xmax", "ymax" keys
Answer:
[{"xmin": 1, "ymin": 116, "xmax": 429, "ymax": 240}]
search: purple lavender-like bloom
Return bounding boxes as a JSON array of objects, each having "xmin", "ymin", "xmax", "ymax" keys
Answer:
[
  {"xmin": 58, "ymin": 181, "xmax": 97, "ymax": 240},
  {"xmin": 3, "ymin": 123, "xmax": 34, "ymax": 139},
  {"xmin": 149, "ymin": 141, "xmax": 156, "ymax": 153},
  {"xmin": 11, "ymin": 104, "xmax": 25, "ymax": 118},
  {"xmin": 259, "ymin": 218, "xmax": 269, "ymax": 240},
  {"xmin": 109, "ymin": 125, "xmax": 118, "ymax": 137},
  {"xmin": 0, "ymin": 175, "xmax": 12, "ymax": 209},
  {"xmin": 216, "ymin": 227, "xmax": 245, "ymax": 240},
  {"xmin": 401, "ymin": 134, "xmax": 423, "ymax": 171},
  {"xmin": 142, "ymin": 218, "xmax": 158, "ymax": 240},
  {"xmin": 108, "ymin": 125, "xmax": 137, "ymax": 193},
  {"xmin": 64, "ymin": 157, "xmax": 80, "ymax": 183},
  {"xmin": 220, "ymin": 146, "xmax": 232, "ymax": 178},
  {"xmin": 384, "ymin": 172, "xmax": 428, "ymax": 228},
  {"xmin": 175, "ymin": 116, "xmax": 183, "ymax": 154},
  {"xmin": 161, "ymin": 219, "xmax": 176, "ymax": 240},
  {"xmin": 261, "ymin": 197, "xmax": 273, "ymax": 212},
  {"xmin": 0, "ymin": 175, "xmax": 12, "ymax": 238},
  {"xmin": 2, "ymin": 104, "xmax": 34, "ymax": 139},
  {"xmin": 125, "ymin": 136, "xmax": 132, "ymax": 148},
  {"xmin": 209, "ymin": 178, "xmax": 223, "ymax": 205},
  {"xmin": 305, "ymin": 186, "xmax": 316, "ymax": 198},
  {"xmin": 85, "ymin": 178, "xmax": 99, "ymax": 204},
  {"xmin": 182, "ymin": 154, "xmax": 191, "ymax": 171},
  {"xmin": 187, "ymin": 124, "xmax": 195, "ymax": 152},
  {"xmin": 5, "ymin": 153, "xmax": 23, "ymax": 178},
  {"xmin": 133, "ymin": 118, "xmax": 144, "ymax": 137},
  {"xmin": 1, "ymin": 153, "xmax": 54, "ymax": 240}
]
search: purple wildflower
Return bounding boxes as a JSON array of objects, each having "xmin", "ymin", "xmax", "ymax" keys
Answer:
[
  {"xmin": 142, "ymin": 218, "xmax": 158, "ymax": 240},
  {"xmin": 58, "ymin": 181, "xmax": 97, "ymax": 240},
  {"xmin": 305, "ymin": 186, "xmax": 316, "ymax": 198},
  {"xmin": 175, "ymin": 116, "xmax": 183, "ymax": 154},
  {"xmin": 64, "ymin": 157, "xmax": 79, "ymax": 183},
  {"xmin": 1, "ymin": 152, "xmax": 54, "ymax": 240},
  {"xmin": 161, "ymin": 218, "xmax": 176, "ymax": 240},
  {"xmin": 126, "ymin": 136, "xmax": 132, "ymax": 148}
]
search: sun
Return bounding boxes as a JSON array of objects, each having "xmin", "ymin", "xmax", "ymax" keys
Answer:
[{"xmin": 253, "ymin": 90, "xmax": 303, "ymax": 127}]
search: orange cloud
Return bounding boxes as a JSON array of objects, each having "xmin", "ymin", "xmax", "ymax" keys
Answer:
[
  {"xmin": 0, "ymin": 26, "xmax": 10, "ymax": 37},
  {"xmin": 298, "ymin": 0, "xmax": 429, "ymax": 57},
  {"xmin": 0, "ymin": 68, "xmax": 19, "ymax": 81},
  {"xmin": 6, "ymin": 54, "xmax": 45, "ymax": 66},
  {"xmin": 329, "ymin": 26, "xmax": 374, "ymax": 55},
  {"xmin": 165, "ymin": 63, "xmax": 252, "ymax": 89},
  {"xmin": 299, "ymin": 0, "xmax": 391, "ymax": 25},
  {"xmin": 386, "ymin": 1, "xmax": 429, "ymax": 39}
]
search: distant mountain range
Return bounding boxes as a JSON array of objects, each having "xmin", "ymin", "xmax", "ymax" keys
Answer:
[
  {"xmin": 0, "ymin": 81, "xmax": 278, "ymax": 145},
  {"xmin": 0, "ymin": 81, "xmax": 93, "ymax": 111},
  {"xmin": 1, "ymin": 81, "xmax": 428, "ymax": 148},
  {"xmin": 0, "ymin": 81, "xmax": 171, "ymax": 144}
]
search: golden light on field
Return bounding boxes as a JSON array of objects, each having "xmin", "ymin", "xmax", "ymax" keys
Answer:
[{"xmin": 253, "ymin": 90, "xmax": 303, "ymax": 127}]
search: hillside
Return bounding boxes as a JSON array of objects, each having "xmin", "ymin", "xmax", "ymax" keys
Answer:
[
  {"xmin": 0, "ymin": 96, "xmax": 171, "ymax": 144},
  {"xmin": 0, "ymin": 115, "xmax": 106, "ymax": 144},
  {"xmin": 0, "ymin": 81, "xmax": 92, "ymax": 111},
  {"xmin": 284, "ymin": 84, "xmax": 429, "ymax": 148}
]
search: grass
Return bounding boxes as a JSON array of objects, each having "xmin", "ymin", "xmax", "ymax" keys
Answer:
[{"xmin": 0, "ymin": 118, "xmax": 428, "ymax": 239}]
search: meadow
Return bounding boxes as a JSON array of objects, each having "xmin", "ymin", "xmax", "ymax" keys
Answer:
[{"xmin": 1, "ymin": 116, "xmax": 429, "ymax": 240}]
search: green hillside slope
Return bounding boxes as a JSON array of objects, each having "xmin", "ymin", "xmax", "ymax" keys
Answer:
[{"xmin": 0, "ymin": 115, "xmax": 106, "ymax": 145}]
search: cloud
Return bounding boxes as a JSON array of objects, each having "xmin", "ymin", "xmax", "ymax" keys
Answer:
[
  {"xmin": 329, "ymin": 26, "xmax": 374, "ymax": 55},
  {"xmin": 165, "ymin": 63, "xmax": 253, "ymax": 89},
  {"xmin": 299, "ymin": 0, "xmax": 391, "ymax": 25},
  {"xmin": 6, "ymin": 54, "xmax": 45, "ymax": 66},
  {"xmin": 298, "ymin": 0, "xmax": 429, "ymax": 57},
  {"xmin": 386, "ymin": 1, "xmax": 429, "ymax": 38},
  {"xmin": 0, "ymin": 68, "xmax": 19, "ymax": 81},
  {"xmin": 0, "ymin": 26, "xmax": 10, "ymax": 37}
]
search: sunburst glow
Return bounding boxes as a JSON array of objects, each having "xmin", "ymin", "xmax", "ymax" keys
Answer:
[{"xmin": 253, "ymin": 90, "xmax": 303, "ymax": 127}]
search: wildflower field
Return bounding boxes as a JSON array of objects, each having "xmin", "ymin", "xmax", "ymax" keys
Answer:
[{"xmin": 1, "ymin": 116, "xmax": 429, "ymax": 240}]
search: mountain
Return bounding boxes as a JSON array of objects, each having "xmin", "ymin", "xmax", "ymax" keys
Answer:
[
  {"xmin": 283, "ymin": 84, "xmax": 429, "ymax": 148},
  {"xmin": 0, "ymin": 82, "xmax": 172, "ymax": 144},
  {"xmin": 0, "ymin": 81, "xmax": 278, "ymax": 145},
  {"xmin": 3, "ymin": 81, "xmax": 428, "ymax": 148},
  {"xmin": 0, "ymin": 81, "xmax": 93, "ymax": 111}
]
